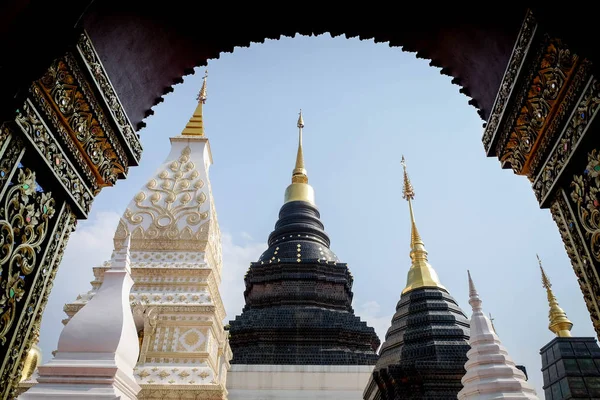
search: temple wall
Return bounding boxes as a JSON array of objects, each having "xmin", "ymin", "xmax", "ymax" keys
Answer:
[{"xmin": 227, "ymin": 365, "xmax": 374, "ymax": 400}]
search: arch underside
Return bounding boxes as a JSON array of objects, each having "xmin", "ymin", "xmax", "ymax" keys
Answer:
[
  {"xmin": 1, "ymin": 1, "xmax": 531, "ymax": 131},
  {"xmin": 2, "ymin": 3, "xmax": 599, "ymax": 133}
]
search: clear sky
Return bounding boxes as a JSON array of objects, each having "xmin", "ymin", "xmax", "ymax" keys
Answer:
[{"xmin": 38, "ymin": 34, "xmax": 596, "ymax": 396}]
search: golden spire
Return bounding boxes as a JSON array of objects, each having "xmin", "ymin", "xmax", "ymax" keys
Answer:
[
  {"xmin": 538, "ymin": 254, "xmax": 573, "ymax": 337},
  {"xmin": 292, "ymin": 109, "xmax": 308, "ymax": 184},
  {"xmin": 284, "ymin": 109, "xmax": 315, "ymax": 205},
  {"xmin": 401, "ymin": 156, "xmax": 446, "ymax": 294},
  {"xmin": 182, "ymin": 70, "xmax": 208, "ymax": 136}
]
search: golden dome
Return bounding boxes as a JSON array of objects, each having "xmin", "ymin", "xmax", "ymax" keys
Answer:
[{"xmin": 20, "ymin": 332, "xmax": 42, "ymax": 382}]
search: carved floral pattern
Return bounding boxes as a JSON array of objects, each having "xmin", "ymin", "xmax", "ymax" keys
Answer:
[
  {"xmin": 0, "ymin": 169, "xmax": 55, "ymax": 344},
  {"xmin": 529, "ymin": 60, "xmax": 592, "ymax": 177},
  {"xmin": 534, "ymin": 79, "xmax": 600, "ymax": 203},
  {"xmin": 0, "ymin": 125, "xmax": 24, "ymax": 195},
  {"xmin": 500, "ymin": 39, "xmax": 577, "ymax": 174},
  {"xmin": 551, "ymin": 194, "xmax": 600, "ymax": 336},
  {"xmin": 30, "ymin": 85, "xmax": 99, "ymax": 194},
  {"xmin": 38, "ymin": 57, "xmax": 126, "ymax": 186},
  {"xmin": 16, "ymin": 100, "xmax": 93, "ymax": 215},
  {"xmin": 0, "ymin": 202, "xmax": 74, "ymax": 398},
  {"xmin": 76, "ymin": 32, "xmax": 143, "ymax": 163},
  {"xmin": 119, "ymin": 146, "xmax": 209, "ymax": 249},
  {"xmin": 571, "ymin": 149, "xmax": 600, "ymax": 262}
]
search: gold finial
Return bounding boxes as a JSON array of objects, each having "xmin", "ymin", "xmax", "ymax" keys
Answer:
[
  {"xmin": 538, "ymin": 254, "xmax": 573, "ymax": 337},
  {"xmin": 292, "ymin": 109, "xmax": 308, "ymax": 184},
  {"xmin": 401, "ymin": 156, "xmax": 445, "ymax": 294},
  {"xmin": 284, "ymin": 109, "xmax": 315, "ymax": 205},
  {"xmin": 401, "ymin": 155, "xmax": 415, "ymax": 201},
  {"xmin": 182, "ymin": 70, "xmax": 208, "ymax": 136}
]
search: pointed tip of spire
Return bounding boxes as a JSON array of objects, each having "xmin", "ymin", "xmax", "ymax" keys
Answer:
[
  {"xmin": 467, "ymin": 269, "xmax": 482, "ymax": 311},
  {"xmin": 538, "ymin": 254, "xmax": 551, "ymax": 290},
  {"xmin": 182, "ymin": 70, "xmax": 208, "ymax": 136},
  {"xmin": 197, "ymin": 70, "xmax": 208, "ymax": 104},
  {"xmin": 468, "ymin": 270, "xmax": 479, "ymax": 299},
  {"xmin": 297, "ymin": 108, "xmax": 304, "ymax": 128},
  {"xmin": 468, "ymin": 270, "xmax": 476, "ymax": 295},
  {"xmin": 401, "ymin": 155, "xmax": 415, "ymax": 201},
  {"xmin": 538, "ymin": 254, "xmax": 574, "ymax": 337}
]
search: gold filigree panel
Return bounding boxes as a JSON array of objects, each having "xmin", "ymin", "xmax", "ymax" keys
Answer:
[
  {"xmin": 500, "ymin": 39, "xmax": 578, "ymax": 175},
  {"xmin": 571, "ymin": 149, "xmax": 600, "ymax": 262},
  {"xmin": 116, "ymin": 145, "xmax": 211, "ymax": 251},
  {"xmin": 0, "ymin": 169, "xmax": 55, "ymax": 344},
  {"xmin": 36, "ymin": 56, "xmax": 126, "ymax": 187},
  {"xmin": 534, "ymin": 79, "xmax": 600, "ymax": 204}
]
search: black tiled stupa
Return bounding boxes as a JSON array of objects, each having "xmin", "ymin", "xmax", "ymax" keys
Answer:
[
  {"xmin": 228, "ymin": 112, "xmax": 380, "ymax": 365},
  {"xmin": 363, "ymin": 157, "xmax": 470, "ymax": 400}
]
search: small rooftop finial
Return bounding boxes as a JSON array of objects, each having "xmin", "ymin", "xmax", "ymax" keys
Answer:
[
  {"xmin": 182, "ymin": 70, "xmax": 208, "ymax": 136},
  {"xmin": 197, "ymin": 70, "xmax": 208, "ymax": 104},
  {"xmin": 489, "ymin": 313, "xmax": 497, "ymax": 334},
  {"xmin": 292, "ymin": 109, "xmax": 308, "ymax": 184},
  {"xmin": 538, "ymin": 254, "xmax": 573, "ymax": 337},
  {"xmin": 401, "ymin": 156, "xmax": 445, "ymax": 294}
]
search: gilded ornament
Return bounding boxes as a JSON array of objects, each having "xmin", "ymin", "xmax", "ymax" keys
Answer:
[
  {"xmin": 37, "ymin": 55, "xmax": 127, "ymax": 186},
  {"xmin": 16, "ymin": 100, "xmax": 93, "ymax": 216},
  {"xmin": 499, "ymin": 39, "xmax": 578, "ymax": 175},
  {"xmin": 0, "ymin": 169, "xmax": 55, "ymax": 344},
  {"xmin": 117, "ymin": 146, "xmax": 213, "ymax": 251},
  {"xmin": 534, "ymin": 78, "xmax": 600, "ymax": 204},
  {"xmin": 551, "ymin": 193, "xmax": 600, "ymax": 336},
  {"xmin": 30, "ymin": 86, "xmax": 99, "ymax": 194},
  {"xmin": 571, "ymin": 149, "xmax": 600, "ymax": 262}
]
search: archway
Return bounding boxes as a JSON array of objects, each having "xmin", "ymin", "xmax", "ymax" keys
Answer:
[{"xmin": 0, "ymin": 4, "xmax": 599, "ymax": 398}]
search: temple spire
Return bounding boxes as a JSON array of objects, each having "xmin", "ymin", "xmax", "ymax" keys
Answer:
[
  {"xmin": 284, "ymin": 110, "xmax": 314, "ymax": 205},
  {"xmin": 292, "ymin": 109, "xmax": 308, "ymax": 184},
  {"xmin": 182, "ymin": 70, "xmax": 208, "ymax": 136},
  {"xmin": 538, "ymin": 254, "xmax": 573, "ymax": 337},
  {"xmin": 400, "ymin": 156, "xmax": 446, "ymax": 294}
]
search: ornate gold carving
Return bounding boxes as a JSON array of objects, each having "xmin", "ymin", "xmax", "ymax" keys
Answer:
[
  {"xmin": 16, "ymin": 100, "xmax": 93, "ymax": 216},
  {"xmin": 37, "ymin": 56, "xmax": 126, "ymax": 186},
  {"xmin": 500, "ymin": 39, "xmax": 578, "ymax": 175},
  {"xmin": 139, "ymin": 386, "xmax": 226, "ymax": 399},
  {"xmin": 534, "ymin": 79, "xmax": 600, "ymax": 203},
  {"xmin": 0, "ymin": 125, "xmax": 25, "ymax": 196},
  {"xmin": 118, "ymin": 145, "xmax": 210, "ymax": 250},
  {"xmin": 571, "ymin": 149, "xmax": 600, "ymax": 262},
  {"xmin": 551, "ymin": 192, "xmax": 600, "ymax": 336},
  {"xmin": 76, "ymin": 32, "xmax": 143, "ymax": 163},
  {"xmin": 529, "ymin": 60, "xmax": 593, "ymax": 177},
  {"xmin": 30, "ymin": 85, "xmax": 99, "ymax": 193},
  {"xmin": 1, "ymin": 203, "xmax": 75, "ymax": 399},
  {"xmin": 0, "ymin": 169, "xmax": 55, "ymax": 344},
  {"xmin": 482, "ymin": 10, "xmax": 537, "ymax": 152}
]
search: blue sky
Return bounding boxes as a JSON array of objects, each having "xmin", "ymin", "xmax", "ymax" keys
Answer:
[{"xmin": 38, "ymin": 34, "xmax": 596, "ymax": 396}]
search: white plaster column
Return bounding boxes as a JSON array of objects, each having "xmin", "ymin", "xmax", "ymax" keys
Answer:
[{"xmin": 20, "ymin": 235, "xmax": 141, "ymax": 399}]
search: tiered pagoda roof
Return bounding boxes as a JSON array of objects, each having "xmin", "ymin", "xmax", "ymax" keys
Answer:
[
  {"xmin": 364, "ymin": 157, "xmax": 471, "ymax": 400},
  {"xmin": 228, "ymin": 112, "xmax": 380, "ymax": 365}
]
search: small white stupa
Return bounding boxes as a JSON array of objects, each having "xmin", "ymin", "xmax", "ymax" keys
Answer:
[
  {"xmin": 457, "ymin": 271, "xmax": 539, "ymax": 400},
  {"xmin": 20, "ymin": 235, "xmax": 141, "ymax": 399}
]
